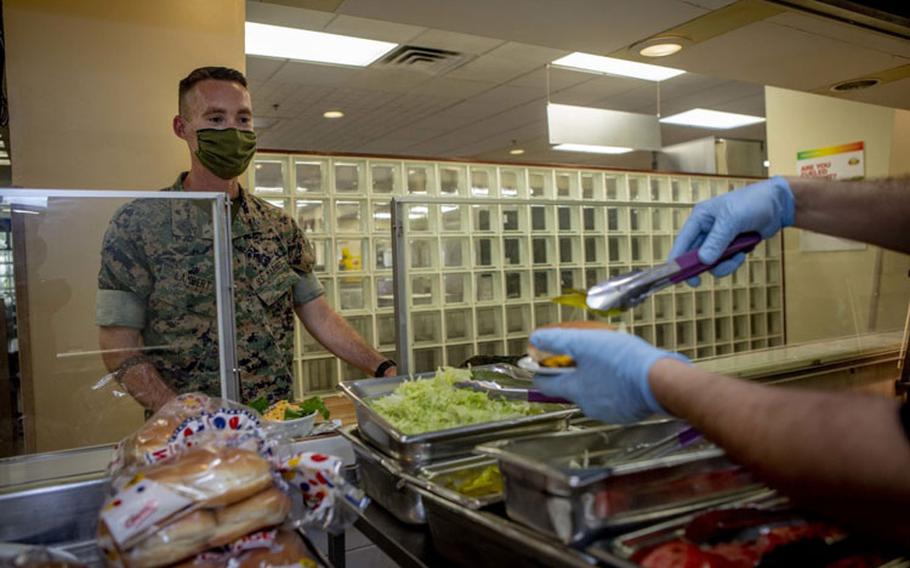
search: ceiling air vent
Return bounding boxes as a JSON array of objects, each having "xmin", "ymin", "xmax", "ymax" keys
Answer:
[
  {"xmin": 830, "ymin": 78, "xmax": 881, "ymax": 92},
  {"xmin": 376, "ymin": 45, "xmax": 470, "ymax": 75}
]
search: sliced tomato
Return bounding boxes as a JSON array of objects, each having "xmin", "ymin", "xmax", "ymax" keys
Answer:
[{"xmin": 637, "ymin": 540, "xmax": 742, "ymax": 568}]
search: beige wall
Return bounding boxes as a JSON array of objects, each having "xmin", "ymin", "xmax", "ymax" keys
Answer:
[
  {"xmin": 4, "ymin": 0, "xmax": 245, "ymax": 452},
  {"xmin": 765, "ymin": 87, "xmax": 910, "ymax": 344}
]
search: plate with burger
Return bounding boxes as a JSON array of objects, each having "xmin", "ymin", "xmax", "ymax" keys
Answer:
[{"xmin": 520, "ymin": 321, "xmax": 617, "ymax": 375}]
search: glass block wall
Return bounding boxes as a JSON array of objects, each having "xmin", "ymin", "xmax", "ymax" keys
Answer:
[{"xmin": 249, "ymin": 154, "xmax": 783, "ymax": 395}]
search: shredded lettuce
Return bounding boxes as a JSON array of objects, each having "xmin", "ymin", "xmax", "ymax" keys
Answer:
[{"xmin": 370, "ymin": 367, "xmax": 545, "ymax": 434}]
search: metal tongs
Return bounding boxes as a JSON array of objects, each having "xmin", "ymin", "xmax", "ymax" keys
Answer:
[
  {"xmin": 456, "ymin": 364, "xmax": 572, "ymax": 404},
  {"xmin": 586, "ymin": 232, "xmax": 762, "ymax": 313}
]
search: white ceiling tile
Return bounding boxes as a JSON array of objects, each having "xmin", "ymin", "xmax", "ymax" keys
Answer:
[
  {"xmin": 507, "ymin": 67, "xmax": 591, "ymax": 91},
  {"xmin": 767, "ymin": 12, "xmax": 910, "ymax": 59},
  {"xmin": 245, "ymin": 1, "xmax": 335, "ymax": 30},
  {"xmin": 359, "ymin": 137, "xmax": 428, "ymax": 150},
  {"xmin": 409, "ymin": 29, "xmax": 505, "ymax": 55},
  {"xmin": 468, "ymin": 83, "xmax": 540, "ymax": 105},
  {"xmin": 245, "ymin": 56, "xmax": 286, "ymax": 82},
  {"xmin": 337, "ymin": 0, "xmax": 709, "ymax": 55},
  {"xmin": 483, "ymin": 41, "xmax": 569, "ymax": 64},
  {"xmin": 409, "ymin": 77, "xmax": 497, "ymax": 99},
  {"xmin": 551, "ymin": 75, "xmax": 645, "ymax": 106},
  {"xmin": 440, "ymin": 100, "xmax": 510, "ymax": 119},
  {"xmin": 682, "ymin": 0, "xmax": 737, "ymax": 8},
  {"xmin": 403, "ymin": 112, "xmax": 472, "ymax": 132},
  {"xmin": 270, "ymin": 60, "xmax": 362, "ymax": 85},
  {"xmin": 323, "ymin": 14, "xmax": 426, "ymax": 43},
  {"xmin": 831, "ymin": 78, "xmax": 910, "ymax": 110},
  {"xmin": 340, "ymin": 67, "xmax": 432, "ymax": 93},
  {"xmin": 672, "ymin": 20, "xmax": 907, "ymax": 92},
  {"xmin": 446, "ymin": 54, "xmax": 541, "ymax": 83},
  {"xmin": 247, "ymin": 0, "xmax": 910, "ymax": 161}
]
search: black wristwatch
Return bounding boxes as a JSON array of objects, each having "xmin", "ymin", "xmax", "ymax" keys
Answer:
[{"xmin": 374, "ymin": 359, "xmax": 397, "ymax": 378}]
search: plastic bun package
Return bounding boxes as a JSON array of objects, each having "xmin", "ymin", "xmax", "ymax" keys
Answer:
[{"xmin": 97, "ymin": 393, "xmax": 369, "ymax": 568}]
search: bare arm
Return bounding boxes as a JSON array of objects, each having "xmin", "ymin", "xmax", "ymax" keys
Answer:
[
  {"xmin": 99, "ymin": 326, "xmax": 176, "ymax": 411},
  {"xmin": 790, "ymin": 176, "xmax": 910, "ymax": 254},
  {"xmin": 649, "ymin": 358, "xmax": 910, "ymax": 543},
  {"xmin": 294, "ymin": 296, "xmax": 396, "ymax": 378}
]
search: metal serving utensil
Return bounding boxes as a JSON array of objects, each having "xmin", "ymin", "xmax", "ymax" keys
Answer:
[
  {"xmin": 586, "ymin": 232, "xmax": 762, "ymax": 313},
  {"xmin": 616, "ymin": 424, "xmax": 703, "ymax": 463},
  {"xmin": 455, "ymin": 378, "xmax": 572, "ymax": 404}
]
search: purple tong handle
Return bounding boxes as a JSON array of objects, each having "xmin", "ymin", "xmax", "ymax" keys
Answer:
[
  {"xmin": 527, "ymin": 390, "xmax": 572, "ymax": 404},
  {"xmin": 677, "ymin": 425, "xmax": 702, "ymax": 447},
  {"xmin": 670, "ymin": 232, "xmax": 761, "ymax": 284}
]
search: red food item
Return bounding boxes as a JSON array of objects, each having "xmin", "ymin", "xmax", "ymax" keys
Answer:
[
  {"xmin": 631, "ymin": 512, "xmax": 851, "ymax": 568},
  {"xmin": 756, "ymin": 522, "xmax": 843, "ymax": 555},
  {"xmin": 706, "ymin": 542, "xmax": 760, "ymax": 566},
  {"xmin": 636, "ymin": 540, "xmax": 740, "ymax": 568},
  {"xmin": 597, "ymin": 468, "xmax": 750, "ymax": 518},
  {"xmin": 684, "ymin": 507, "xmax": 792, "ymax": 542}
]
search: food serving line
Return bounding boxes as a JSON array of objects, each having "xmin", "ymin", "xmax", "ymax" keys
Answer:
[
  {"xmin": 330, "ymin": 366, "xmax": 773, "ymax": 568},
  {"xmin": 331, "ymin": 195, "xmax": 906, "ymax": 566},
  {"xmin": 0, "ymin": 367, "xmax": 904, "ymax": 568},
  {"xmin": 1, "ymin": 193, "xmax": 905, "ymax": 567}
]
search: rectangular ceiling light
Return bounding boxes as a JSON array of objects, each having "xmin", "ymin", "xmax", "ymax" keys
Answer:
[
  {"xmin": 553, "ymin": 143, "xmax": 633, "ymax": 154},
  {"xmin": 548, "ymin": 103, "xmax": 661, "ymax": 152},
  {"xmin": 551, "ymin": 52, "xmax": 684, "ymax": 81},
  {"xmin": 245, "ymin": 22, "xmax": 398, "ymax": 67},
  {"xmin": 660, "ymin": 108, "xmax": 766, "ymax": 129}
]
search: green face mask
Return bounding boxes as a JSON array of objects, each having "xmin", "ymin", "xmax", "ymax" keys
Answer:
[{"xmin": 195, "ymin": 128, "xmax": 257, "ymax": 180}]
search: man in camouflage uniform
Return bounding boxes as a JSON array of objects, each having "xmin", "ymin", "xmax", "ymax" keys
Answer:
[{"xmin": 96, "ymin": 67, "xmax": 396, "ymax": 411}]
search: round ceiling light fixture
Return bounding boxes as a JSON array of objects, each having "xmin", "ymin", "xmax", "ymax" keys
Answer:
[
  {"xmin": 634, "ymin": 36, "xmax": 689, "ymax": 58},
  {"xmin": 323, "ymin": 110, "xmax": 345, "ymax": 119},
  {"xmin": 830, "ymin": 78, "xmax": 880, "ymax": 92},
  {"xmin": 508, "ymin": 139, "xmax": 525, "ymax": 155}
]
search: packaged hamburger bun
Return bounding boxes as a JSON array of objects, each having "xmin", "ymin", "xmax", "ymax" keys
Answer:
[
  {"xmin": 99, "ymin": 392, "xmax": 367, "ymax": 568},
  {"xmin": 115, "ymin": 394, "xmax": 222, "ymax": 468},
  {"xmin": 99, "ymin": 448, "xmax": 278, "ymax": 565},
  {"xmin": 171, "ymin": 530, "xmax": 318, "ymax": 568},
  {"xmin": 528, "ymin": 321, "xmax": 617, "ymax": 368},
  {"xmin": 209, "ymin": 486, "xmax": 291, "ymax": 549},
  {"xmin": 122, "ymin": 511, "xmax": 217, "ymax": 568},
  {"xmin": 144, "ymin": 447, "xmax": 274, "ymax": 508},
  {"xmin": 234, "ymin": 530, "xmax": 318, "ymax": 568}
]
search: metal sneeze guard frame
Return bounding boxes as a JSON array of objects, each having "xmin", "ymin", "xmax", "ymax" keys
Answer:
[{"xmin": 0, "ymin": 188, "xmax": 242, "ymax": 403}]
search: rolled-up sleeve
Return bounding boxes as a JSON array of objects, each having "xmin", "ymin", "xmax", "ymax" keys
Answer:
[
  {"xmin": 97, "ymin": 205, "xmax": 151, "ymax": 329},
  {"xmin": 96, "ymin": 289, "xmax": 146, "ymax": 328},
  {"xmin": 283, "ymin": 215, "xmax": 322, "ymax": 305},
  {"xmin": 292, "ymin": 269, "xmax": 324, "ymax": 305}
]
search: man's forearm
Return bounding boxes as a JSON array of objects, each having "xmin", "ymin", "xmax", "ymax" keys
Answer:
[
  {"xmin": 296, "ymin": 297, "xmax": 394, "ymax": 377},
  {"xmin": 789, "ymin": 176, "xmax": 910, "ymax": 254},
  {"xmin": 648, "ymin": 358, "xmax": 910, "ymax": 542},
  {"xmin": 99, "ymin": 326, "xmax": 176, "ymax": 411}
]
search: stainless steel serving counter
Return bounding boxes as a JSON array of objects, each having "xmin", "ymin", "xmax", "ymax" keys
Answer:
[{"xmin": 1, "ymin": 334, "xmax": 904, "ymax": 567}]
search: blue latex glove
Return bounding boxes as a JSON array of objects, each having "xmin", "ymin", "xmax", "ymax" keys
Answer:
[
  {"xmin": 530, "ymin": 328, "xmax": 688, "ymax": 424},
  {"xmin": 668, "ymin": 176, "xmax": 795, "ymax": 286}
]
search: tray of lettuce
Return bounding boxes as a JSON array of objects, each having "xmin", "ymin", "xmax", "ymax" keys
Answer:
[{"xmin": 338, "ymin": 366, "xmax": 576, "ymax": 465}]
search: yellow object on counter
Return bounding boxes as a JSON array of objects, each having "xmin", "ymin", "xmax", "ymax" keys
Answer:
[
  {"xmin": 453, "ymin": 465, "xmax": 504, "ymax": 497},
  {"xmin": 264, "ymin": 400, "xmax": 296, "ymax": 421}
]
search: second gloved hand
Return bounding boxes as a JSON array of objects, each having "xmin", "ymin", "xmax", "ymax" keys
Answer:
[
  {"xmin": 530, "ymin": 328, "xmax": 688, "ymax": 424},
  {"xmin": 668, "ymin": 176, "xmax": 795, "ymax": 285}
]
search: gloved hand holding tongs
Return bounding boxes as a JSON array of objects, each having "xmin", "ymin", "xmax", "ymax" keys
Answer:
[{"xmin": 531, "ymin": 177, "xmax": 796, "ymax": 423}]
